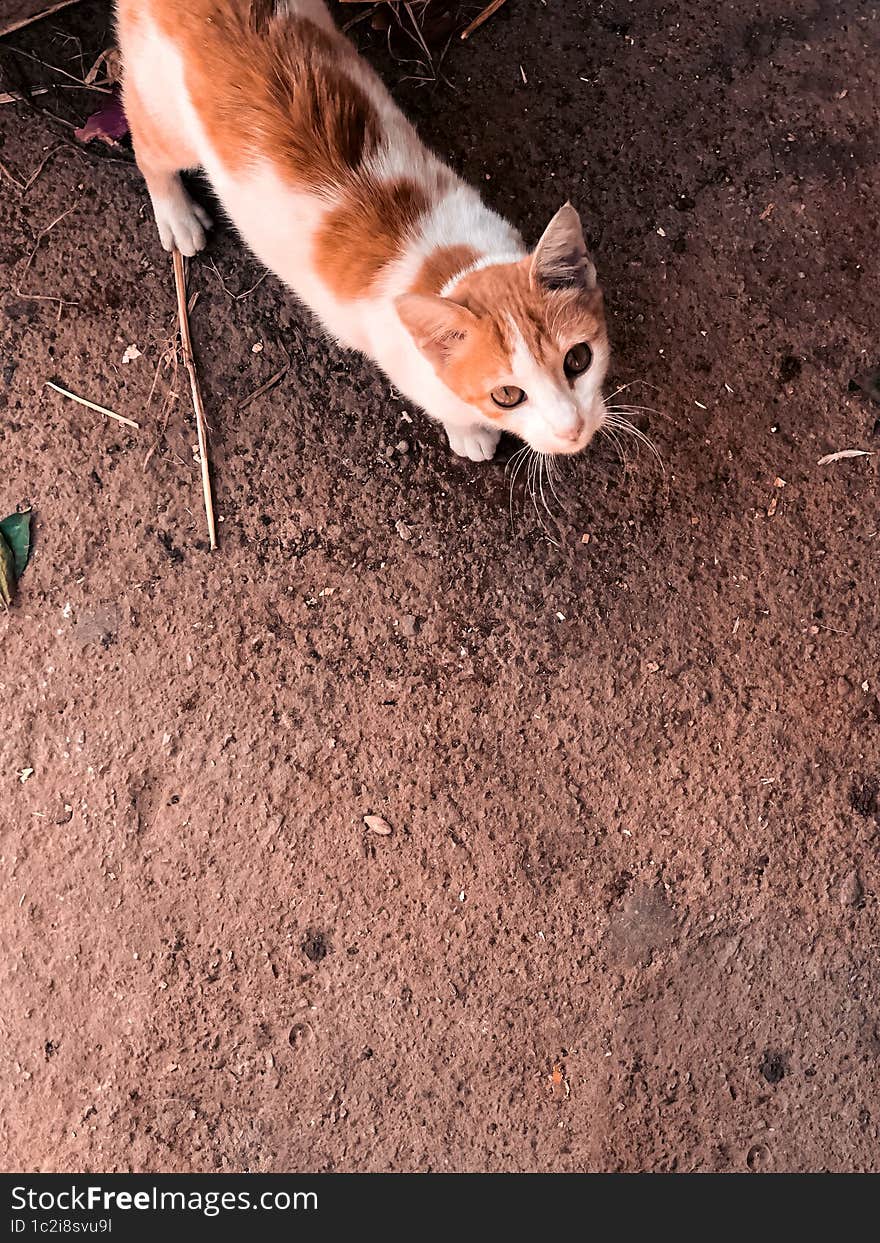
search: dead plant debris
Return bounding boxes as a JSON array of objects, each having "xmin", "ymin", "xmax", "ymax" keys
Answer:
[
  {"xmin": 364, "ymin": 814, "xmax": 393, "ymax": 835},
  {"xmin": 817, "ymin": 449, "xmax": 872, "ymax": 466}
]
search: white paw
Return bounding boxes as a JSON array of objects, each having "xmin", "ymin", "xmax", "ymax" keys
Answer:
[
  {"xmin": 152, "ymin": 190, "xmax": 212, "ymax": 257},
  {"xmin": 446, "ymin": 424, "xmax": 501, "ymax": 462}
]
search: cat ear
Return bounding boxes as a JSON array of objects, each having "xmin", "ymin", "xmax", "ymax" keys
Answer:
[
  {"xmin": 395, "ymin": 294, "xmax": 477, "ymax": 368},
  {"xmin": 529, "ymin": 203, "xmax": 596, "ymax": 292}
]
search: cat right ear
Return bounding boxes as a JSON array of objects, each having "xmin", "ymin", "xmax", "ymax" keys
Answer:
[
  {"xmin": 530, "ymin": 203, "xmax": 597, "ymax": 292},
  {"xmin": 395, "ymin": 294, "xmax": 476, "ymax": 368}
]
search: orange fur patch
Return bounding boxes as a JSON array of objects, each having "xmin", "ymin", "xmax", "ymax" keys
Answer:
[
  {"xmin": 409, "ymin": 245, "xmax": 479, "ymax": 297},
  {"xmin": 314, "ymin": 178, "xmax": 431, "ymax": 299}
]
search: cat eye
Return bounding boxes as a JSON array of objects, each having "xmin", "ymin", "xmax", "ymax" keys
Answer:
[
  {"xmin": 564, "ymin": 342, "xmax": 593, "ymax": 377},
  {"xmin": 491, "ymin": 385, "xmax": 527, "ymax": 409}
]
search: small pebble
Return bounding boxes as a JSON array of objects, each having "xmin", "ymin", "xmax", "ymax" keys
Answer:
[
  {"xmin": 395, "ymin": 519, "xmax": 412, "ymax": 541},
  {"xmin": 399, "ymin": 614, "xmax": 418, "ymax": 638},
  {"xmin": 840, "ymin": 870, "xmax": 863, "ymax": 908}
]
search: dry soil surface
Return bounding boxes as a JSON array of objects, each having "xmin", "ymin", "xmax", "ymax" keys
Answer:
[{"xmin": 1, "ymin": 0, "xmax": 879, "ymax": 1172}]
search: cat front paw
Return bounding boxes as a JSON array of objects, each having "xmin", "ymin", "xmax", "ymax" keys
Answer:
[
  {"xmin": 445, "ymin": 424, "xmax": 501, "ymax": 462},
  {"xmin": 152, "ymin": 187, "xmax": 212, "ymax": 257}
]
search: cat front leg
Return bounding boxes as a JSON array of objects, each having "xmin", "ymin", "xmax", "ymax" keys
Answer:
[
  {"xmin": 444, "ymin": 423, "xmax": 501, "ymax": 462},
  {"xmin": 123, "ymin": 78, "xmax": 211, "ymax": 257}
]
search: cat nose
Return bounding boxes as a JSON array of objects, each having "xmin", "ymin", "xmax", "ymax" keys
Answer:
[{"xmin": 558, "ymin": 418, "xmax": 584, "ymax": 443}]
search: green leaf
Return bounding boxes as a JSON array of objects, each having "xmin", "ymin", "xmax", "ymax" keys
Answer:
[
  {"xmin": 0, "ymin": 531, "xmax": 15, "ymax": 606},
  {"xmin": 0, "ymin": 510, "xmax": 32, "ymax": 579}
]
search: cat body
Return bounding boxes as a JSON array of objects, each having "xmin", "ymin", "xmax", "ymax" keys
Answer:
[{"xmin": 116, "ymin": 0, "xmax": 609, "ymax": 460}]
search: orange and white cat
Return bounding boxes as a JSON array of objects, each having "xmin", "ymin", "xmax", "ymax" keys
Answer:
[{"xmin": 116, "ymin": 0, "xmax": 609, "ymax": 461}]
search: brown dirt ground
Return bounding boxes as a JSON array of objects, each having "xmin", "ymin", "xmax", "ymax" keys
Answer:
[{"xmin": 1, "ymin": 0, "xmax": 879, "ymax": 1174}]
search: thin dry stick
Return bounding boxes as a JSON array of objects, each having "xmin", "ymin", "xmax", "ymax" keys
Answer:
[
  {"xmin": 0, "ymin": 142, "xmax": 67, "ymax": 192},
  {"xmin": 0, "ymin": 1, "xmax": 81, "ymax": 40},
  {"xmin": 4, "ymin": 44, "xmax": 112, "ymax": 91},
  {"xmin": 240, "ymin": 357, "xmax": 290, "ymax": 412},
  {"xmin": 172, "ymin": 248, "xmax": 217, "ymax": 550},
  {"xmin": 45, "ymin": 380, "xmax": 139, "ymax": 429},
  {"xmin": 16, "ymin": 204, "xmax": 79, "ymax": 313},
  {"xmin": 461, "ymin": 0, "xmax": 509, "ymax": 40},
  {"xmin": 207, "ymin": 256, "xmax": 269, "ymax": 302}
]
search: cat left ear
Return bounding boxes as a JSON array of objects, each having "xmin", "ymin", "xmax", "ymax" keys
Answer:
[
  {"xmin": 395, "ymin": 293, "xmax": 477, "ymax": 369},
  {"xmin": 529, "ymin": 203, "xmax": 596, "ymax": 293}
]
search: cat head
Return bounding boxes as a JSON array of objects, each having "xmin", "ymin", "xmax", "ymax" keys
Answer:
[{"xmin": 396, "ymin": 204, "xmax": 608, "ymax": 455}]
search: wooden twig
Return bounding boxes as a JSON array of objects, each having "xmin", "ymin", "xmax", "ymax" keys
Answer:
[
  {"xmin": 239, "ymin": 355, "xmax": 290, "ymax": 412},
  {"xmin": 461, "ymin": 0, "xmax": 509, "ymax": 40},
  {"xmin": 172, "ymin": 248, "xmax": 218, "ymax": 550},
  {"xmin": 45, "ymin": 380, "xmax": 139, "ymax": 429},
  {"xmin": 0, "ymin": 1, "xmax": 81, "ymax": 40},
  {"xmin": 207, "ymin": 257, "xmax": 269, "ymax": 302},
  {"xmin": 0, "ymin": 142, "xmax": 67, "ymax": 193},
  {"xmin": 15, "ymin": 205, "xmax": 79, "ymax": 314},
  {"xmin": 4, "ymin": 44, "xmax": 112, "ymax": 92}
]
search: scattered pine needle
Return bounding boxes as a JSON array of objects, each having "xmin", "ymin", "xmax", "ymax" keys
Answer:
[
  {"xmin": 239, "ymin": 354, "xmax": 290, "ymax": 412},
  {"xmin": 461, "ymin": 0, "xmax": 509, "ymax": 40},
  {"xmin": 45, "ymin": 380, "xmax": 138, "ymax": 429},
  {"xmin": 15, "ymin": 204, "xmax": 79, "ymax": 314},
  {"xmin": 208, "ymin": 257, "xmax": 269, "ymax": 302},
  {"xmin": 172, "ymin": 248, "xmax": 218, "ymax": 550},
  {"xmin": 817, "ymin": 449, "xmax": 872, "ymax": 465},
  {"xmin": 0, "ymin": 143, "xmax": 67, "ymax": 193}
]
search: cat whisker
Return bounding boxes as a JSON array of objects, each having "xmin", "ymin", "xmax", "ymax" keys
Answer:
[
  {"xmin": 598, "ymin": 425, "xmax": 629, "ymax": 472},
  {"xmin": 542, "ymin": 453, "xmax": 564, "ymax": 509},
  {"xmin": 603, "ymin": 403, "xmax": 664, "ymax": 418},
  {"xmin": 534, "ymin": 453, "xmax": 561, "ymax": 547},
  {"xmin": 605, "ymin": 379, "xmax": 663, "ymax": 401},
  {"xmin": 603, "ymin": 413, "xmax": 665, "ymax": 471},
  {"xmin": 506, "ymin": 443, "xmax": 531, "ymax": 530}
]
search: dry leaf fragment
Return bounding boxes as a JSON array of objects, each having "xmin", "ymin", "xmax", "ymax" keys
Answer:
[
  {"xmin": 122, "ymin": 344, "xmax": 142, "ymax": 364},
  {"xmin": 363, "ymin": 814, "xmax": 392, "ymax": 836},
  {"xmin": 767, "ymin": 495, "xmax": 778, "ymax": 518},
  {"xmin": 85, "ymin": 47, "xmax": 123, "ymax": 86},
  {"xmin": 759, "ymin": 203, "xmax": 775, "ymax": 220},
  {"xmin": 75, "ymin": 89, "xmax": 129, "ymax": 146},
  {"xmin": 817, "ymin": 449, "xmax": 872, "ymax": 465}
]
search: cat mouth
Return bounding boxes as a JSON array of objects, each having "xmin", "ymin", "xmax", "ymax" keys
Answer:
[{"xmin": 520, "ymin": 417, "xmax": 599, "ymax": 456}]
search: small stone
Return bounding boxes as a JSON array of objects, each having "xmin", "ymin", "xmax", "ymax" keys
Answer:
[
  {"xmin": 840, "ymin": 870, "xmax": 863, "ymax": 908},
  {"xmin": 399, "ymin": 614, "xmax": 419, "ymax": 638},
  {"xmin": 364, "ymin": 814, "xmax": 392, "ymax": 836},
  {"xmin": 395, "ymin": 519, "xmax": 412, "ymax": 541},
  {"xmin": 395, "ymin": 440, "xmax": 410, "ymax": 454}
]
